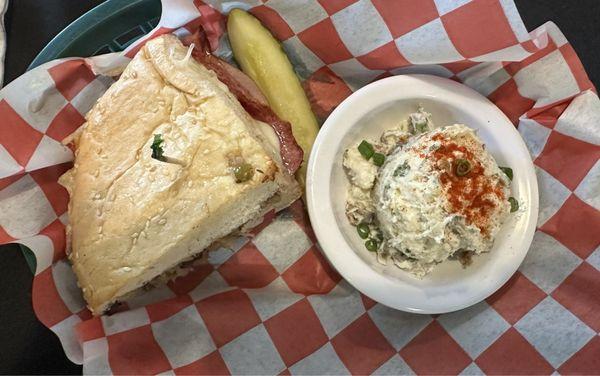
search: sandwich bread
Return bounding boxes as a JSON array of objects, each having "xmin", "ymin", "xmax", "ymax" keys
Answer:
[{"xmin": 59, "ymin": 35, "xmax": 301, "ymax": 315}]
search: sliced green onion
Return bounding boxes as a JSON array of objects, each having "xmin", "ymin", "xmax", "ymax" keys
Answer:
[
  {"xmin": 233, "ymin": 163, "xmax": 254, "ymax": 183},
  {"xmin": 357, "ymin": 140, "xmax": 374, "ymax": 160},
  {"xmin": 365, "ymin": 239, "xmax": 378, "ymax": 252},
  {"xmin": 500, "ymin": 166, "xmax": 513, "ymax": 181},
  {"xmin": 372, "ymin": 153, "xmax": 385, "ymax": 167},
  {"xmin": 508, "ymin": 197, "xmax": 519, "ymax": 212},
  {"xmin": 357, "ymin": 223, "xmax": 370, "ymax": 239},
  {"xmin": 454, "ymin": 159, "xmax": 471, "ymax": 177}
]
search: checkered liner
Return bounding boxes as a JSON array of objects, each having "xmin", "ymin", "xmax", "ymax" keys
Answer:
[{"xmin": 1, "ymin": 0, "xmax": 599, "ymax": 374}]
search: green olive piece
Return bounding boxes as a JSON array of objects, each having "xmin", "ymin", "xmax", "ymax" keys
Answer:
[
  {"xmin": 233, "ymin": 163, "xmax": 254, "ymax": 183},
  {"xmin": 454, "ymin": 159, "xmax": 471, "ymax": 177},
  {"xmin": 357, "ymin": 223, "xmax": 370, "ymax": 239},
  {"xmin": 365, "ymin": 239, "xmax": 378, "ymax": 252}
]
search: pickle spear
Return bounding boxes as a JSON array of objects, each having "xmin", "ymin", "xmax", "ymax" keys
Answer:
[{"xmin": 227, "ymin": 8, "xmax": 319, "ymax": 186}]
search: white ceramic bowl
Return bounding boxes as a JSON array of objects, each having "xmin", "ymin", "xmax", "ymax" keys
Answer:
[{"xmin": 306, "ymin": 74, "xmax": 538, "ymax": 314}]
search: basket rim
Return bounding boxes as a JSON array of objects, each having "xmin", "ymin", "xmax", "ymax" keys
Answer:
[{"xmin": 28, "ymin": 0, "xmax": 155, "ymax": 70}]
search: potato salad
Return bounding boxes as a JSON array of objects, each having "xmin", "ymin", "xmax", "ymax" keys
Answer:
[{"xmin": 343, "ymin": 107, "xmax": 517, "ymax": 278}]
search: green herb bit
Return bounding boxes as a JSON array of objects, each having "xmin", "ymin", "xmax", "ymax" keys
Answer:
[
  {"xmin": 500, "ymin": 166, "xmax": 513, "ymax": 181},
  {"xmin": 393, "ymin": 161, "xmax": 410, "ymax": 177},
  {"xmin": 233, "ymin": 163, "xmax": 255, "ymax": 183},
  {"xmin": 372, "ymin": 153, "xmax": 385, "ymax": 167},
  {"xmin": 454, "ymin": 159, "xmax": 471, "ymax": 177},
  {"xmin": 365, "ymin": 239, "xmax": 378, "ymax": 252},
  {"xmin": 151, "ymin": 134, "xmax": 166, "ymax": 162},
  {"xmin": 508, "ymin": 197, "xmax": 519, "ymax": 212},
  {"xmin": 357, "ymin": 223, "xmax": 370, "ymax": 239},
  {"xmin": 414, "ymin": 121, "xmax": 428, "ymax": 133},
  {"xmin": 358, "ymin": 140, "xmax": 374, "ymax": 160}
]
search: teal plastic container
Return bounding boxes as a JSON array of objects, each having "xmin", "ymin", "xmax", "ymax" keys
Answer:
[{"xmin": 29, "ymin": 0, "xmax": 161, "ymax": 69}]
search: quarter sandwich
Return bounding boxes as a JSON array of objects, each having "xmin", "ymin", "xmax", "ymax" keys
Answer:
[{"xmin": 59, "ymin": 35, "xmax": 303, "ymax": 315}]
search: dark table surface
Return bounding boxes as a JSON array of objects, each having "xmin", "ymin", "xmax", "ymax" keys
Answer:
[{"xmin": 1, "ymin": 0, "xmax": 599, "ymax": 374}]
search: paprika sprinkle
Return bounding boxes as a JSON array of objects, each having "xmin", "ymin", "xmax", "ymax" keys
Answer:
[{"xmin": 428, "ymin": 133, "xmax": 506, "ymax": 236}]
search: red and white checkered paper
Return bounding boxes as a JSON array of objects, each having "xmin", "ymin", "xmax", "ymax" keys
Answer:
[{"xmin": 1, "ymin": 0, "xmax": 599, "ymax": 374}]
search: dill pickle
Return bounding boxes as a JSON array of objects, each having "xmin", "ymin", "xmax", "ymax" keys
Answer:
[{"xmin": 228, "ymin": 9, "xmax": 319, "ymax": 187}]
